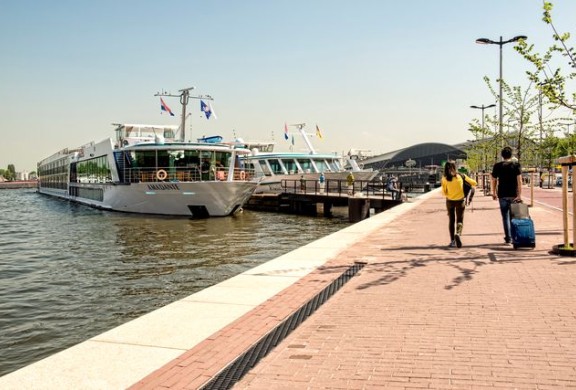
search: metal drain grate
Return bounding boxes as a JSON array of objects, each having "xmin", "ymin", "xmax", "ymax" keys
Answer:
[{"xmin": 200, "ymin": 262, "xmax": 366, "ymax": 390}]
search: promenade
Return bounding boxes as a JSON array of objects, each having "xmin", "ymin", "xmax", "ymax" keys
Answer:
[
  {"xmin": 132, "ymin": 186, "xmax": 576, "ymax": 390},
  {"xmin": 1, "ymin": 185, "xmax": 574, "ymax": 389}
]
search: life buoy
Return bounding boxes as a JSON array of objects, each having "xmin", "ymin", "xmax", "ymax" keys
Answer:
[
  {"xmin": 239, "ymin": 171, "xmax": 246, "ymax": 180},
  {"xmin": 156, "ymin": 169, "xmax": 168, "ymax": 181}
]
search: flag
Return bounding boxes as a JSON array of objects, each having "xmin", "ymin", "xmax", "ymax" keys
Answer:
[
  {"xmin": 160, "ymin": 98, "xmax": 175, "ymax": 116},
  {"xmin": 316, "ymin": 124, "xmax": 323, "ymax": 139},
  {"xmin": 201, "ymin": 100, "xmax": 217, "ymax": 119},
  {"xmin": 291, "ymin": 134, "xmax": 295, "ymax": 145},
  {"xmin": 284, "ymin": 122, "xmax": 289, "ymax": 140}
]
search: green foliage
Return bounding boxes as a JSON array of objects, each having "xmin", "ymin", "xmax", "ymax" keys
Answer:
[
  {"xmin": 1, "ymin": 165, "xmax": 16, "ymax": 181},
  {"xmin": 515, "ymin": 1, "xmax": 576, "ymax": 110},
  {"xmin": 480, "ymin": 76, "xmax": 564, "ymax": 166},
  {"xmin": 466, "ymin": 120, "xmax": 500, "ymax": 171}
]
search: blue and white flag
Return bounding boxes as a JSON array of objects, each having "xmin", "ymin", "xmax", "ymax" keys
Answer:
[{"xmin": 200, "ymin": 100, "xmax": 217, "ymax": 119}]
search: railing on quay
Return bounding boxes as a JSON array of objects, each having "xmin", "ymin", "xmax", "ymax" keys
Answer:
[{"xmin": 281, "ymin": 178, "xmax": 408, "ymax": 198}]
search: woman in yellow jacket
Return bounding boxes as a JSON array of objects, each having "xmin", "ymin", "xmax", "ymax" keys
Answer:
[{"xmin": 441, "ymin": 161, "xmax": 477, "ymax": 248}]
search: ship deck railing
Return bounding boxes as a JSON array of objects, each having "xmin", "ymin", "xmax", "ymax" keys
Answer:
[{"xmin": 121, "ymin": 167, "xmax": 255, "ymax": 183}]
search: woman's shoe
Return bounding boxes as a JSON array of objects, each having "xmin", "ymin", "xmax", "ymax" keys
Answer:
[{"xmin": 455, "ymin": 234, "xmax": 462, "ymax": 248}]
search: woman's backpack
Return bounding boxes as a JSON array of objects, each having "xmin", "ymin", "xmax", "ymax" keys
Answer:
[{"xmin": 459, "ymin": 173, "xmax": 475, "ymax": 205}]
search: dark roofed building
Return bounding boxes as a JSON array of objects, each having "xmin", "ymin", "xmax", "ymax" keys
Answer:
[{"xmin": 360, "ymin": 142, "xmax": 467, "ymax": 171}]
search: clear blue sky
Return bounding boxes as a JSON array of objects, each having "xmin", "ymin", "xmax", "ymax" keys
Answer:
[{"xmin": 1, "ymin": 0, "xmax": 575, "ymax": 172}]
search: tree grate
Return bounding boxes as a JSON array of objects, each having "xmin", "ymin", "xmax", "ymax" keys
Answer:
[{"xmin": 200, "ymin": 261, "xmax": 366, "ymax": 390}]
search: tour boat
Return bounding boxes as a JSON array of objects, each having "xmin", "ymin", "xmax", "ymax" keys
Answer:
[
  {"xmin": 37, "ymin": 123, "xmax": 258, "ymax": 217},
  {"xmin": 239, "ymin": 125, "xmax": 377, "ymax": 194}
]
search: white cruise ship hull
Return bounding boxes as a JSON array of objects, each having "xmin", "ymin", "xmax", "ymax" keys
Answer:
[{"xmin": 37, "ymin": 124, "xmax": 258, "ymax": 218}]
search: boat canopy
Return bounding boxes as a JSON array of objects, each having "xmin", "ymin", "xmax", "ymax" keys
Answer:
[{"xmin": 113, "ymin": 124, "xmax": 180, "ymax": 147}]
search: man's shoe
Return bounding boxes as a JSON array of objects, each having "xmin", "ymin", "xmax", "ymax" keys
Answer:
[
  {"xmin": 505, "ymin": 237, "xmax": 511, "ymax": 244},
  {"xmin": 455, "ymin": 234, "xmax": 462, "ymax": 248}
]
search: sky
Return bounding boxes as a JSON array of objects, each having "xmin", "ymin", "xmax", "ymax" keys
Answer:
[{"xmin": 1, "ymin": 0, "xmax": 575, "ymax": 172}]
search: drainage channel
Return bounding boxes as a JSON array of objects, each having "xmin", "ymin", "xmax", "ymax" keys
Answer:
[{"xmin": 200, "ymin": 261, "xmax": 366, "ymax": 390}]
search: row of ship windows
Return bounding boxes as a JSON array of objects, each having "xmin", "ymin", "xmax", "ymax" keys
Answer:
[
  {"xmin": 69, "ymin": 187, "xmax": 104, "ymax": 201},
  {"xmin": 38, "ymin": 156, "xmax": 112, "ymax": 182},
  {"xmin": 39, "ymin": 177, "xmax": 67, "ymax": 190}
]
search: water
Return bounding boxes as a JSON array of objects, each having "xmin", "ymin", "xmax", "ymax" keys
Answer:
[{"xmin": 0, "ymin": 189, "xmax": 350, "ymax": 377}]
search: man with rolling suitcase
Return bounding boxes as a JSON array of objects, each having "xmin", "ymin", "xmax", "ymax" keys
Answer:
[{"xmin": 491, "ymin": 146, "xmax": 523, "ymax": 245}]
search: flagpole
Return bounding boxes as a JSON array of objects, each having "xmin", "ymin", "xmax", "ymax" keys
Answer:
[
  {"xmin": 178, "ymin": 87, "xmax": 193, "ymax": 141},
  {"xmin": 292, "ymin": 123, "xmax": 316, "ymax": 154}
]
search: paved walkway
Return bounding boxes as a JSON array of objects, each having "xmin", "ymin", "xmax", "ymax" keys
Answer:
[{"xmin": 131, "ymin": 186, "xmax": 576, "ymax": 389}]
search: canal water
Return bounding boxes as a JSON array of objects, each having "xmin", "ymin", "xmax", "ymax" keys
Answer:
[{"xmin": 0, "ymin": 189, "xmax": 351, "ymax": 377}]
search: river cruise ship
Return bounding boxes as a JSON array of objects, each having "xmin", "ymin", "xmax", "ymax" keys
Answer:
[
  {"xmin": 37, "ymin": 124, "xmax": 258, "ymax": 217},
  {"xmin": 239, "ymin": 124, "xmax": 377, "ymax": 194}
]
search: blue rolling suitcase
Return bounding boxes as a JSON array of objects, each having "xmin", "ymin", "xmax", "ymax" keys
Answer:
[{"xmin": 510, "ymin": 202, "xmax": 536, "ymax": 249}]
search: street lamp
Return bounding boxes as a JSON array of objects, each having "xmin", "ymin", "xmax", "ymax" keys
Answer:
[
  {"xmin": 476, "ymin": 35, "xmax": 527, "ymax": 149},
  {"xmin": 471, "ymin": 104, "xmax": 496, "ymax": 171}
]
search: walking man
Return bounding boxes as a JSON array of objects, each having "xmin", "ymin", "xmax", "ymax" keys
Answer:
[{"xmin": 491, "ymin": 146, "xmax": 522, "ymax": 244}]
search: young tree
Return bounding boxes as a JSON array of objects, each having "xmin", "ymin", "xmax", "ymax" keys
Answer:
[
  {"xmin": 515, "ymin": 1, "xmax": 576, "ymax": 111},
  {"xmin": 481, "ymin": 77, "xmax": 559, "ymax": 165},
  {"xmin": 467, "ymin": 119, "xmax": 500, "ymax": 170}
]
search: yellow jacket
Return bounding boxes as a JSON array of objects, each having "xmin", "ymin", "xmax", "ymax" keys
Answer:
[{"xmin": 441, "ymin": 174, "xmax": 477, "ymax": 201}]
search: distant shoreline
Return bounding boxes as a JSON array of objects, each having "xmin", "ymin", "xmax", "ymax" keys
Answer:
[{"xmin": 0, "ymin": 180, "xmax": 38, "ymax": 189}]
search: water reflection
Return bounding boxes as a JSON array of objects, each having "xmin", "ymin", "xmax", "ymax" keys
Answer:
[{"xmin": 0, "ymin": 189, "xmax": 350, "ymax": 376}]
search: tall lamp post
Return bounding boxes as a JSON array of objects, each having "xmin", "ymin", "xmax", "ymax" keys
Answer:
[
  {"xmin": 470, "ymin": 103, "xmax": 496, "ymax": 171},
  {"xmin": 475, "ymin": 35, "xmax": 527, "ymax": 149}
]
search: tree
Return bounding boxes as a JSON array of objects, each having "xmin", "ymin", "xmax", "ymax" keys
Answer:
[
  {"xmin": 539, "ymin": 134, "xmax": 560, "ymax": 169},
  {"xmin": 2, "ymin": 165, "xmax": 16, "ymax": 181},
  {"xmin": 480, "ymin": 76, "xmax": 562, "ymax": 166},
  {"xmin": 466, "ymin": 120, "xmax": 500, "ymax": 171},
  {"xmin": 515, "ymin": 1, "xmax": 576, "ymax": 111}
]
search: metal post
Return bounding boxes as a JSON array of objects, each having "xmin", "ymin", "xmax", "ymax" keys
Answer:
[
  {"xmin": 476, "ymin": 35, "xmax": 527, "ymax": 151},
  {"xmin": 180, "ymin": 89, "xmax": 189, "ymax": 141},
  {"xmin": 471, "ymin": 104, "xmax": 496, "ymax": 172},
  {"xmin": 498, "ymin": 36, "xmax": 504, "ymax": 149}
]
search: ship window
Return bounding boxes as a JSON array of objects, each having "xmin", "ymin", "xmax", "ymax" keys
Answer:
[
  {"xmin": 183, "ymin": 150, "xmax": 200, "ymax": 167},
  {"xmin": 265, "ymin": 159, "xmax": 284, "ymax": 175},
  {"xmin": 315, "ymin": 160, "xmax": 330, "ymax": 172},
  {"xmin": 281, "ymin": 159, "xmax": 298, "ymax": 174},
  {"xmin": 77, "ymin": 155, "xmax": 112, "ymax": 183},
  {"xmin": 330, "ymin": 159, "xmax": 342, "ymax": 171},
  {"xmin": 157, "ymin": 150, "xmax": 169, "ymax": 169},
  {"xmin": 134, "ymin": 150, "xmax": 157, "ymax": 169},
  {"xmin": 297, "ymin": 159, "xmax": 315, "ymax": 173},
  {"xmin": 214, "ymin": 152, "xmax": 230, "ymax": 167}
]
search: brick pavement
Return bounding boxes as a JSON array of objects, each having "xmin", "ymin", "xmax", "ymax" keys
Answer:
[{"xmin": 133, "ymin": 187, "xmax": 576, "ymax": 389}]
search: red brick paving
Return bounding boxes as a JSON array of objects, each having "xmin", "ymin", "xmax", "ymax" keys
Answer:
[{"xmin": 131, "ymin": 186, "xmax": 576, "ymax": 389}]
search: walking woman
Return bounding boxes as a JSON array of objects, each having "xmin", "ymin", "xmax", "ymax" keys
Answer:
[{"xmin": 441, "ymin": 161, "xmax": 477, "ymax": 248}]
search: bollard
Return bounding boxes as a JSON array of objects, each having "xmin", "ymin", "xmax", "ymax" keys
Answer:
[{"xmin": 348, "ymin": 198, "xmax": 370, "ymax": 222}]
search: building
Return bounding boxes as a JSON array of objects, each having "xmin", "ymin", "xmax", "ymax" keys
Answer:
[{"xmin": 360, "ymin": 142, "xmax": 467, "ymax": 171}]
